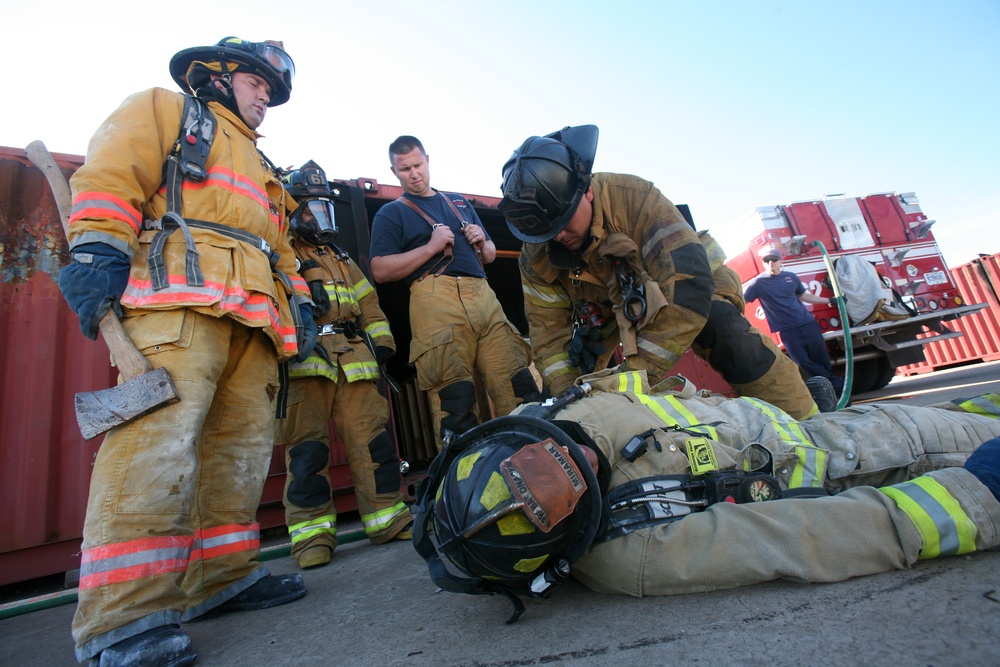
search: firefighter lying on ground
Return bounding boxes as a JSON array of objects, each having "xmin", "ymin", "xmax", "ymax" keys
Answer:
[
  {"xmin": 413, "ymin": 369, "xmax": 1000, "ymax": 622},
  {"xmin": 499, "ymin": 124, "xmax": 834, "ymax": 420},
  {"xmin": 277, "ymin": 161, "xmax": 413, "ymax": 570},
  {"xmin": 58, "ymin": 37, "xmax": 309, "ymax": 667}
]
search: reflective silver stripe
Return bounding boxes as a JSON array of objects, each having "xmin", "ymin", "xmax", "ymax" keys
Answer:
[
  {"xmin": 194, "ymin": 526, "xmax": 259, "ymax": 552},
  {"xmin": 955, "ymin": 394, "xmax": 1000, "ymax": 418},
  {"xmin": 80, "ymin": 545, "xmax": 190, "ymax": 578},
  {"xmin": 289, "ymin": 516, "xmax": 337, "ymax": 544},
  {"xmin": 522, "ymin": 281, "xmax": 573, "ymax": 308},
  {"xmin": 362, "ymin": 502, "xmax": 409, "ymax": 534},
  {"xmin": 880, "ymin": 476, "xmax": 977, "ymax": 559},
  {"xmin": 741, "ymin": 397, "xmax": 825, "ymax": 487}
]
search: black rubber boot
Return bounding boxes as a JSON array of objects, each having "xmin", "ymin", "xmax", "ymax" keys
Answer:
[
  {"xmin": 806, "ymin": 376, "xmax": 838, "ymax": 413},
  {"xmin": 96, "ymin": 626, "xmax": 195, "ymax": 667},
  {"xmin": 216, "ymin": 573, "xmax": 306, "ymax": 613}
]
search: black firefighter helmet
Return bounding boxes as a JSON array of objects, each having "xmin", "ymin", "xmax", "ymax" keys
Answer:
[
  {"xmin": 283, "ymin": 160, "xmax": 339, "ymax": 247},
  {"xmin": 499, "ymin": 125, "xmax": 599, "ymax": 244},
  {"xmin": 169, "ymin": 36, "xmax": 295, "ymax": 106},
  {"xmin": 412, "ymin": 415, "xmax": 602, "ymax": 622}
]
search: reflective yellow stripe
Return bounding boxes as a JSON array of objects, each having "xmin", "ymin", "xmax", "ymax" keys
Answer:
[
  {"xmin": 365, "ymin": 320, "xmax": 392, "ymax": 339},
  {"xmin": 954, "ymin": 394, "xmax": 1000, "ymax": 418},
  {"xmin": 786, "ymin": 445, "xmax": 828, "ymax": 488},
  {"xmin": 353, "ymin": 276, "xmax": 375, "ymax": 300},
  {"xmin": 522, "ymin": 281, "xmax": 572, "ymax": 309},
  {"xmin": 634, "ymin": 392, "xmax": 719, "ymax": 442},
  {"xmin": 288, "ymin": 515, "xmax": 337, "ymax": 545},
  {"xmin": 615, "ymin": 371, "xmax": 647, "ymax": 394},
  {"xmin": 741, "ymin": 397, "xmax": 825, "ymax": 487},
  {"xmin": 539, "ymin": 352, "xmax": 577, "ymax": 381},
  {"xmin": 341, "ymin": 360, "xmax": 381, "ymax": 382},
  {"xmin": 361, "ymin": 502, "xmax": 409, "ymax": 535},
  {"xmin": 880, "ymin": 477, "xmax": 977, "ymax": 559},
  {"xmin": 325, "ymin": 282, "xmax": 358, "ymax": 309},
  {"xmin": 289, "ymin": 355, "xmax": 338, "ymax": 381}
]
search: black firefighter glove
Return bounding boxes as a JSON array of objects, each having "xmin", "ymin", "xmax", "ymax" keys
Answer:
[
  {"xmin": 308, "ymin": 280, "xmax": 331, "ymax": 318},
  {"xmin": 568, "ymin": 325, "xmax": 606, "ymax": 375},
  {"xmin": 295, "ymin": 301, "xmax": 318, "ymax": 362},
  {"xmin": 58, "ymin": 242, "xmax": 131, "ymax": 340},
  {"xmin": 374, "ymin": 345, "xmax": 393, "ymax": 366}
]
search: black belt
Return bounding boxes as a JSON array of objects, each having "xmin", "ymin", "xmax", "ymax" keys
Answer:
[
  {"xmin": 317, "ymin": 320, "xmax": 359, "ymax": 337},
  {"xmin": 144, "ymin": 214, "xmax": 281, "ymax": 291}
]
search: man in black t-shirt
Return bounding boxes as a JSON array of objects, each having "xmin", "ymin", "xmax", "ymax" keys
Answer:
[
  {"xmin": 369, "ymin": 136, "xmax": 541, "ymax": 450},
  {"xmin": 744, "ymin": 246, "xmax": 844, "ymax": 402}
]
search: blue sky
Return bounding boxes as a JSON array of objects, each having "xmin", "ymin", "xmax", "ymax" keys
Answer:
[{"xmin": 3, "ymin": 0, "xmax": 997, "ymax": 268}]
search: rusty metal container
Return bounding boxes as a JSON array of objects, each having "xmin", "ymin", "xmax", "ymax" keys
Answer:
[{"xmin": 0, "ymin": 148, "xmax": 358, "ymax": 586}]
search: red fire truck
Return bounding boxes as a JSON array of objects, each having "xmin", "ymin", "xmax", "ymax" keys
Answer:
[{"xmin": 726, "ymin": 192, "xmax": 985, "ymax": 395}]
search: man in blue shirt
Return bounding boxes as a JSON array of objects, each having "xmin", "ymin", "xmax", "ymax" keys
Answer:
[
  {"xmin": 369, "ymin": 136, "xmax": 541, "ymax": 450},
  {"xmin": 744, "ymin": 246, "xmax": 845, "ymax": 406}
]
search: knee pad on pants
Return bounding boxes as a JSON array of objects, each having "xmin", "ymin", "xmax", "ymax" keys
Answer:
[
  {"xmin": 511, "ymin": 367, "xmax": 543, "ymax": 405},
  {"xmin": 287, "ymin": 440, "xmax": 331, "ymax": 507},
  {"xmin": 439, "ymin": 380, "xmax": 479, "ymax": 439},
  {"xmin": 694, "ymin": 300, "xmax": 776, "ymax": 385},
  {"xmin": 368, "ymin": 430, "xmax": 402, "ymax": 494}
]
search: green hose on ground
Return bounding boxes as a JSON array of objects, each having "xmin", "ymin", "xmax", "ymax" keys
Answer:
[
  {"xmin": 811, "ymin": 240, "xmax": 853, "ymax": 409},
  {"xmin": 0, "ymin": 528, "xmax": 368, "ymax": 620}
]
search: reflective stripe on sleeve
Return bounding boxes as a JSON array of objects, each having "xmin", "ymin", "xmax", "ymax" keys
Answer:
[
  {"xmin": 522, "ymin": 280, "xmax": 573, "ymax": 309},
  {"xmin": 615, "ymin": 370, "xmax": 649, "ymax": 395},
  {"xmin": 538, "ymin": 352, "xmax": 578, "ymax": 383}
]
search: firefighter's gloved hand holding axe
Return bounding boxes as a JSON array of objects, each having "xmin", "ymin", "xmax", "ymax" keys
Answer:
[
  {"xmin": 59, "ymin": 242, "xmax": 130, "ymax": 340},
  {"xmin": 25, "ymin": 140, "xmax": 179, "ymax": 440}
]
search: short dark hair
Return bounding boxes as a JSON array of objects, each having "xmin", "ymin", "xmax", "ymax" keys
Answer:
[{"xmin": 388, "ymin": 135, "xmax": 425, "ymax": 163}]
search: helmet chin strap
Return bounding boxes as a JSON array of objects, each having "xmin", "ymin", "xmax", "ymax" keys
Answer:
[{"xmin": 198, "ymin": 69, "xmax": 249, "ymax": 126}]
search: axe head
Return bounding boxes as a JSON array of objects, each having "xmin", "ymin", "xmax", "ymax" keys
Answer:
[{"xmin": 75, "ymin": 367, "xmax": 180, "ymax": 440}]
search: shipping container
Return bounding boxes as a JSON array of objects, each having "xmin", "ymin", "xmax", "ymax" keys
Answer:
[
  {"xmin": 898, "ymin": 252, "xmax": 1000, "ymax": 375},
  {"xmin": 0, "ymin": 146, "xmax": 524, "ymax": 586}
]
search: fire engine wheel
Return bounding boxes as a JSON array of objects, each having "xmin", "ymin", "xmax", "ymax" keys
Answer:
[{"xmin": 850, "ymin": 358, "xmax": 896, "ymax": 395}]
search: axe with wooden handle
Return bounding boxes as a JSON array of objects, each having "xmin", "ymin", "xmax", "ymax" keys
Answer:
[{"xmin": 25, "ymin": 140, "xmax": 180, "ymax": 440}]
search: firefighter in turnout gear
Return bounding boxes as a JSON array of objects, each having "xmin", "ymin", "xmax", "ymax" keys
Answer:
[
  {"xmin": 277, "ymin": 161, "xmax": 413, "ymax": 570},
  {"xmin": 59, "ymin": 37, "xmax": 309, "ymax": 667},
  {"xmin": 499, "ymin": 125, "xmax": 821, "ymax": 419},
  {"xmin": 413, "ymin": 371, "xmax": 1000, "ymax": 621}
]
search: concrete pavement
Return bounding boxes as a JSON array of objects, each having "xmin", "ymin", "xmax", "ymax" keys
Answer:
[{"xmin": 3, "ymin": 361, "xmax": 1000, "ymax": 666}]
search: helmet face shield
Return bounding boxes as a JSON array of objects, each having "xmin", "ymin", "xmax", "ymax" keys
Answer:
[
  {"xmin": 500, "ymin": 127, "xmax": 598, "ymax": 244},
  {"xmin": 497, "ymin": 196, "xmax": 556, "ymax": 242},
  {"xmin": 221, "ymin": 38, "xmax": 295, "ymax": 92},
  {"xmin": 290, "ymin": 198, "xmax": 338, "ymax": 246}
]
